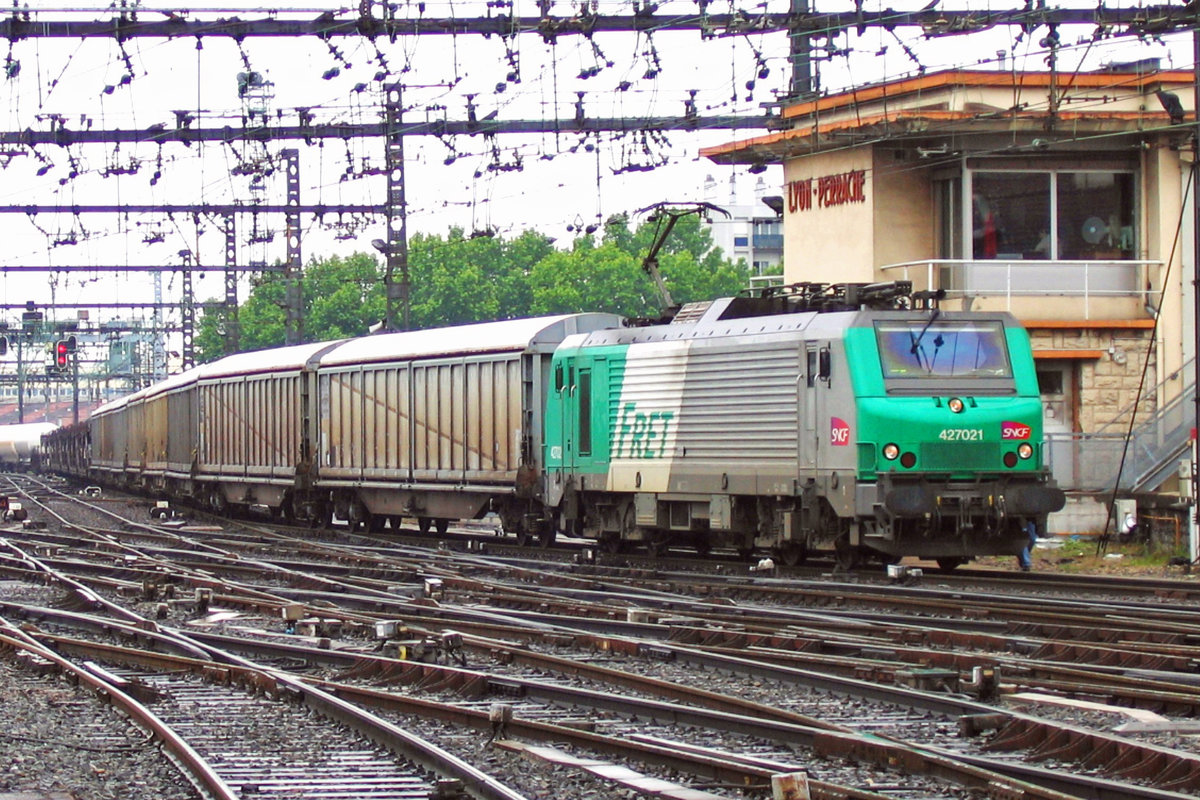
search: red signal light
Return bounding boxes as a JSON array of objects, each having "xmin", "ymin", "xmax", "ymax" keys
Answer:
[{"xmin": 55, "ymin": 340, "xmax": 68, "ymax": 368}]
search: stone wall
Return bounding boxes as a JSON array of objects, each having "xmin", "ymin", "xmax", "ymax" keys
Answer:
[{"xmin": 1027, "ymin": 327, "xmax": 1156, "ymax": 433}]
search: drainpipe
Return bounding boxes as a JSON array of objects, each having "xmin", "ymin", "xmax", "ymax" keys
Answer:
[{"xmin": 1191, "ymin": 26, "xmax": 1199, "ymax": 563}]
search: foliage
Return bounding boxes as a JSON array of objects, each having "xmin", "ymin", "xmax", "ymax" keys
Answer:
[{"xmin": 194, "ymin": 213, "xmax": 751, "ymax": 362}]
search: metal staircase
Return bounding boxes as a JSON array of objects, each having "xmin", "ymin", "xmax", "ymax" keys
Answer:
[{"xmin": 1045, "ymin": 358, "xmax": 1194, "ymax": 493}]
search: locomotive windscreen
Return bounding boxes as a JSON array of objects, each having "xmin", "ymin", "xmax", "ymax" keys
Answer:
[{"xmin": 875, "ymin": 319, "xmax": 1012, "ymax": 379}]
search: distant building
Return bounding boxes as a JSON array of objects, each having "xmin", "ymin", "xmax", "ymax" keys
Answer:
[
  {"xmin": 702, "ymin": 174, "xmax": 784, "ymax": 276},
  {"xmin": 702, "ymin": 63, "xmax": 1197, "ymax": 532}
]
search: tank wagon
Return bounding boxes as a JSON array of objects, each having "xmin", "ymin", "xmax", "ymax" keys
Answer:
[
  {"xmin": 0, "ymin": 422, "xmax": 58, "ymax": 468},
  {"xmin": 42, "ymin": 281, "xmax": 1064, "ymax": 567}
]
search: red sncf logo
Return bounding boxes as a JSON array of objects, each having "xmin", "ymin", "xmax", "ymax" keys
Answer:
[{"xmin": 1001, "ymin": 421, "xmax": 1031, "ymax": 440}]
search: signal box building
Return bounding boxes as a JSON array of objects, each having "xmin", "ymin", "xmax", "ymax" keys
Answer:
[{"xmin": 702, "ymin": 65, "xmax": 1197, "ymax": 531}]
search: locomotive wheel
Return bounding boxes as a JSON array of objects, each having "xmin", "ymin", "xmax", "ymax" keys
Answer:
[
  {"xmin": 367, "ymin": 513, "xmax": 385, "ymax": 533},
  {"xmin": 598, "ymin": 532, "xmax": 622, "ymax": 554},
  {"xmin": 208, "ymin": 488, "xmax": 228, "ymax": 515},
  {"xmin": 936, "ymin": 557, "xmax": 965, "ymax": 572},
  {"xmin": 692, "ymin": 535, "xmax": 712, "ymax": 557},
  {"xmin": 537, "ymin": 522, "xmax": 556, "ymax": 548},
  {"xmin": 418, "ymin": 517, "xmax": 433, "ymax": 535},
  {"xmin": 435, "ymin": 518, "xmax": 450, "ymax": 535},
  {"xmin": 773, "ymin": 542, "xmax": 807, "ymax": 567},
  {"xmin": 833, "ymin": 536, "xmax": 860, "ymax": 571}
]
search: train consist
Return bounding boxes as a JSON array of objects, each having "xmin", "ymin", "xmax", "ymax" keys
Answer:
[{"xmin": 42, "ymin": 281, "xmax": 1064, "ymax": 568}]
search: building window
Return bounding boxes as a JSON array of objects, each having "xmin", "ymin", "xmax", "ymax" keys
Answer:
[
  {"xmin": 734, "ymin": 235, "xmax": 749, "ymax": 247},
  {"xmin": 969, "ymin": 170, "xmax": 1135, "ymax": 260}
]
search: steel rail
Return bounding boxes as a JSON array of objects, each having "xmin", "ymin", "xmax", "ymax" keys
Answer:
[
  {"xmin": 25, "ymin": 629, "xmax": 1079, "ymax": 800},
  {"xmin": 15, "ymin": 482, "xmax": 1200, "ymax": 794},
  {"xmin": 0, "ymin": 619, "xmax": 241, "ymax": 800}
]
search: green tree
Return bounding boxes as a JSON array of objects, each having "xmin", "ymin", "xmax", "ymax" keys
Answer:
[
  {"xmin": 527, "ymin": 211, "xmax": 749, "ymax": 317},
  {"xmin": 193, "ymin": 216, "xmax": 747, "ymax": 361}
]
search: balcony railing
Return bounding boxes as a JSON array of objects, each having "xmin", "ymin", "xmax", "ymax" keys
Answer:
[
  {"xmin": 752, "ymin": 233, "xmax": 784, "ymax": 250},
  {"xmin": 880, "ymin": 259, "xmax": 1163, "ymax": 319}
]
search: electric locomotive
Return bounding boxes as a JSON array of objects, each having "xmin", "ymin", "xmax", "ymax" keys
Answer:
[{"xmin": 543, "ymin": 281, "xmax": 1064, "ymax": 567}]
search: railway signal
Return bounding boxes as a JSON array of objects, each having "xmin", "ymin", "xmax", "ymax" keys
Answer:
[{"xmin": 55, "ymin": 339, "xmax": 69, "ymax": 369}]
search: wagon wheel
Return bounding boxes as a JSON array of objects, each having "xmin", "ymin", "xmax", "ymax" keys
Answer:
[
  {"xmin": 308, "ymin": 502, "xmax": 332, "ymax": 529},
  {"xmin": 418, "ymin": 517, "xmax": 433, "ymax": 535},
  {"xmin": 692, "ymin": 534, "xmax": 712, "ymax": 557},
  {"xmin": 537, "ymin": 519, "xmax": 557, "ymax": 549},
  {"xmin": 208, "ymin": 487, "xmax": 228, "ymax": 515},
  {"xmin": 435, "ymin": 518, "xmax": 450, "ymax": 536},
  {"xmin": 645, "ymin": 530, "xmax": 674, "ymax": 558},
  {"xmin": 279, "ymin": 494, "xmax": 296, "ymax": 525},
  {"xmin": 367, "ymin": 513, "xmax": 386, "ymax": 533},
  {"xmin": 936, "ymin": 557, "xmax": 965, "ymax": 572}
]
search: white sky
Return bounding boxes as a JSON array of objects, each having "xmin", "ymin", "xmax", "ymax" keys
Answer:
[{"xmin": 0, "ymin": 1, "xmax": 1190, "ymax": 327}]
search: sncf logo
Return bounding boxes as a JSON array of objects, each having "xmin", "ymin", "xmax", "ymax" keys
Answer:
[
  {"xmin": 1001, "ymin": 421, "xmax": 1031, "ymax": 440},
  {"xmin": 830, "ymin": 417, "xmax": 851, "ymax": 446}
]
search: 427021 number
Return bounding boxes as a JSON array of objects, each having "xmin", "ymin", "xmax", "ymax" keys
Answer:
[{"xmin": 938, "ymin": 428, "xmax": 984, "ymax": 441}]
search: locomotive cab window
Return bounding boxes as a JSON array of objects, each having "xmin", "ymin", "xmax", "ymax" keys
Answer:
[{"xmin": 875, "ymin": 319, "xmax": 1013, "ymax": 386}]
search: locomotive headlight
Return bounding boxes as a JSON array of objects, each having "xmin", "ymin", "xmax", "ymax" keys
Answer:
[
  {"xmin": 947, "ymin": 397, "xmax": 965, "ymax": 413},
  {"xmin": 1017, "ymin": 442, "xmax": 1034, "ymax": 460},
  {"xmin": 883, "ymin": 443, "xmax": 900, "ymax": 460}
]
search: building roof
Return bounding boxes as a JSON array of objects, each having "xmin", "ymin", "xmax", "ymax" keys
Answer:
[{"xmin": 702, "ymin": 67, "xmax": 1196, "ymax": 164}]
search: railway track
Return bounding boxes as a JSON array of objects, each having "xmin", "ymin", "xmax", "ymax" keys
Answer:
[{"xmin": 4, "ymin": 473, "xmax": 1200, "ymax": 798}]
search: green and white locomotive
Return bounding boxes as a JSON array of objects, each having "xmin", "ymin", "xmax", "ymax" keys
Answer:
[{"xmin": 544, "ymin": 282, "xmax": 1064, "ymax": 567}]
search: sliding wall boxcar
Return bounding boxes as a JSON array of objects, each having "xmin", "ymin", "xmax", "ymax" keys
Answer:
[
  {"xmin": 90, "ymin": 394, "xmax": 132, "ymax": 480},
  {"xmin": 142, "ymin": 369, "xmax": 199, "ymax": 487},
  {"xmin": 313, "ymin": 314, "xmax": 623, "ymax": 521},
  {"xmin": 195, "ymin": 342, "xmax": 338, "ymax": 508}
]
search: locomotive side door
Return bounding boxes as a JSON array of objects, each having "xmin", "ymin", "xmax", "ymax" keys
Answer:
[{"xmin": 801, "ymin": 342, "xmax": 823, "ymax": 477}]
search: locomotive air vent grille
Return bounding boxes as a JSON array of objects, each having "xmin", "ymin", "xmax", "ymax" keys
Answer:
[
  {"xmin": 920, "ymin": 441, "xmax": 999, "ymax": 470},
  {"xmin": 671, "ymin": 301, "xmax": 712, "ymax": 324}
]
